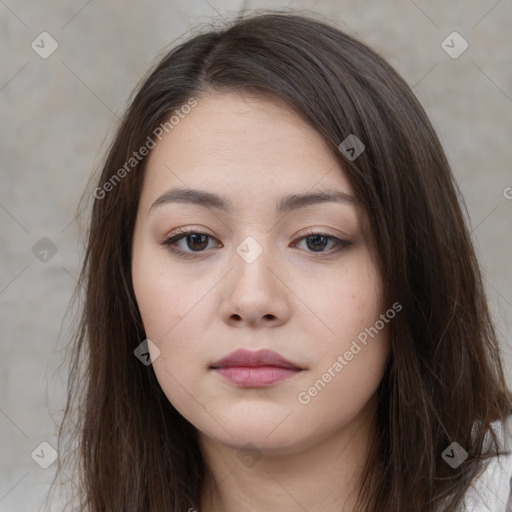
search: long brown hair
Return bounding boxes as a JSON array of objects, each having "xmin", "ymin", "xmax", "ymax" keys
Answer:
[{"xmin": 50, "ymin": 10, "xmax": 512, "ymax": 512}]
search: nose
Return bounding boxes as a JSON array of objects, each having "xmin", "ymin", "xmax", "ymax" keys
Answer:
[{"xmin": 220, "ymin": 242, "xmax": 291, "ymax": 329}]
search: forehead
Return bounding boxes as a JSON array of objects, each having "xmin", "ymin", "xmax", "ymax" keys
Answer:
[{"xmin": 140, "ymin": 91, "xmax": 353, "ymax": 212}]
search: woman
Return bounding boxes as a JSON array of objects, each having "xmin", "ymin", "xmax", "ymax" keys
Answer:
[{"xmin": 51, "ymin": 11, "xmax": 512, "ymax": 512}]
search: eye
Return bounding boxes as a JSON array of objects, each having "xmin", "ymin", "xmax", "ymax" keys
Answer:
[
  {"xmin": 161, "ymin": 228, "xmax": 221, "ymax": 256},
  {"xmin": 160, "ymin": 228, "xmax": 352, "ymax": 257},
  {"xmin": 293, "ymin": 230, "xmax": 352, "ymax": 254}
]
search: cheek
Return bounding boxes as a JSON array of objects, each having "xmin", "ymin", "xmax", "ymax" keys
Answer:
[
  {"xmin": 131, "ymin": 245, "xmax": 219, "ymax": 394},
  {"xmin": 132, "ymin": 256, "xmax": 212, "ymax": 418},
  {"xmin": 132, "ymin": 264, "xmax": 176, "ymax": 340},
  {"xmin": 132, "ymin": 242, "xmax": 202, "ymax": 342},
  {"xmin": 299, "ymin": 254, "xmax": 383, "ymax": 349},
  {"xmin": 293, "ymin": 255, "xmax": 388, "ymax": 409},
  {"xmin": 295, "ymin": 281, "xmax": 390, "ymax": 442}
]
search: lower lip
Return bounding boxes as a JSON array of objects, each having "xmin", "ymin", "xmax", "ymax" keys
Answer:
[{"xmin": 213, "ymin": 366, "xmax": 302, "ymax": 387}]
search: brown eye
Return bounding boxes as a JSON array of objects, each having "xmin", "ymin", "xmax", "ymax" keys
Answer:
[
  {"xmin": 294, "ymin": 231, "xmax": 352, "ymax": 254},
  {"xmin": 161, "ymin": 230, "xmax": 221, "ymax": 256},
  {"xmin": 305, "ymin": 234, "xmax": 330, "ymax": 252},
  {"xmin": 182, "ymin": 233, "xmax": 209, "ymax": 251}
]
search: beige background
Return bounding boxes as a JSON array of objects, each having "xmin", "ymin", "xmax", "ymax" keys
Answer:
[{"xmin": 1, "ymin": 0, "xmax": 511, "ymax": 510}]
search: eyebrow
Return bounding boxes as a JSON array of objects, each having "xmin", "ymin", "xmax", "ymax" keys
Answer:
[{"xmin": 149, "ymin": 186, "xmax": 356, "ymax": 215}]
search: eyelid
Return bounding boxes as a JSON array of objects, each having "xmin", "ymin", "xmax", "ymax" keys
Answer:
[
  {"xmin": 299, "ymin": 227, "xmax": 349, "ymax": 240},
  {"xmin": 167, "ymin": 226, "xmax": 214, "ymax": 238}
]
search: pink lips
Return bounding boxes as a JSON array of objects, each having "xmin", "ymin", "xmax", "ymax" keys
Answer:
[{"xmin": 210, "ymin": 349, "xmax": 304, "ymax": 388}]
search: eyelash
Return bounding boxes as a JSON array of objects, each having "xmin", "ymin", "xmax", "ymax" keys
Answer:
[{"xmin": 160, "ymin": 227, "xmax": 352, "ymax": 258}]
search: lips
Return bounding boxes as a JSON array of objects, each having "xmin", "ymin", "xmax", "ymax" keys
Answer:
[
  {"xmin": 210, "ymin": 349, "xmax": 304, "ymax": 388},
  {"xmin": 210, "ymin": 348, "xmax": 303, "ymax": 370}
]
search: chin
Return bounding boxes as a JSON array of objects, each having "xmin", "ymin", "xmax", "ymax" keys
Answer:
[
  {"xmin": 212, "ymin": 431, "xmax": 304, "ymax": 454},
  {"xmin": 199, "ymin": 416, "xmax": 314, "ymax": 455}
]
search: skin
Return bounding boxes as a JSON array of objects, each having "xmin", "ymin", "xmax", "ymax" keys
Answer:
[{"xmin": 131, "ymin": 91, "xmax": 391, "ymax": 512}]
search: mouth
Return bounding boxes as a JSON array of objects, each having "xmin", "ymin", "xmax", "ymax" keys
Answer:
[{"xmin": 210, "ymin": 349, "xmax": 304, "ymax": 388}]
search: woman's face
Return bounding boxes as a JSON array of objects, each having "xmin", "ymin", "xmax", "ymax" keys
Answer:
[{"xmin": 131, "ymin": 91, "xmax": 391, "ymax": 454}]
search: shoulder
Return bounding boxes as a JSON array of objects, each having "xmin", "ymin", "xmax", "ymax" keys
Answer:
[{"xmin": 463, "ymin": 414, "xmax": 512, "ymax": 512}]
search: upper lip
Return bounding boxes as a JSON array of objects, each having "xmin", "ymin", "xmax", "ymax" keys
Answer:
[{"xmin": 210, "ymin": 349, "xmax": 303, "ymax": 370}]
